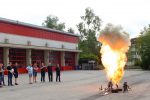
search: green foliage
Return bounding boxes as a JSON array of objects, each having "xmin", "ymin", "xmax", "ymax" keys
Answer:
[
  {"xmin": 67, "ymin": 27, "xmax": 75, "ymax": 33},
  {"xmin": 77, "ymin": 7, "xmax": 102, "ymax": 63},
  {"xmin": 80, "ymin": 53, "xmax": 98, "ymax": 60},
  {"xmin": 42, "ymin": 15, "xmax": 65, "ymax": 31},
  {"xmin": 137, "ymin": 25, "xmax": 150, "ymax": 70},
  {"xmin": 42, "ymin": 8, "xmax": 102, "ymax": 64},
  {"xmin": 77, "ymin": 7, "xmax": 102, "ymax": 40}
]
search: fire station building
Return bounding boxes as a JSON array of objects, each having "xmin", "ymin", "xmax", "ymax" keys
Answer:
[{"xmin": 0, "ymin": 18, "xmax": 81, "ymax": 73}]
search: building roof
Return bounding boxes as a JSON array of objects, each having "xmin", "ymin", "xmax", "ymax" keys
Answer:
[{"xmin": 0, "ymin": 17, "xmax": 80, "ymax": 37}]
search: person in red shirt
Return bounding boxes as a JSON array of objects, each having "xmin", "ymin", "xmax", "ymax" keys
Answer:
[{"xmin": 33, "ymin": 63, "xmax": 39, "ymax": 83}]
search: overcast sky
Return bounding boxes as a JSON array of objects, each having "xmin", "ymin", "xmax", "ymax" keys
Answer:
[{"xmin": 0, "ymin": 0, "xmax": 150, "ymax": 38}]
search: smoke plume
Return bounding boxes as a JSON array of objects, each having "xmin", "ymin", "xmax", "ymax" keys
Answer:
[
  {"xmin": 98, "ymin": 23, "xmax": 131, "ymax": 84},
  {"xmin": 99, "ymin": 24, "xmax": 130, "ymax": 52}
]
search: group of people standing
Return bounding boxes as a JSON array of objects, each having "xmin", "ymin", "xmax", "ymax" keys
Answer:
[
  {"xmin": 0, "ymin": 62, "xmax": 61, "ymax": 88},
  {"xmin": 0, "ymin": 62, "xmax": 19, "ymax": 87},
  {"xmin": 26, "ymin": 62, "xmax": 61, "ymax": 84}
]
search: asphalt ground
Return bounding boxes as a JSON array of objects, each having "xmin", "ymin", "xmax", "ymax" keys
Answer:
[{"xmin": 0, "ymin": 70, "xmax": 150, "ymax": 100}]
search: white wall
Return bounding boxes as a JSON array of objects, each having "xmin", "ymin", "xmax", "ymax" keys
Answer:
[{"xmin": 0, "ymin": 32, "xmax": 78, "ymax": 50}]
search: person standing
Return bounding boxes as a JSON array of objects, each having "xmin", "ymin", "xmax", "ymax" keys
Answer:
[
  {"xmin": 26, "ymin": 64, "xmax": 33, "ymax": 84},
  {"xmin": 40, "ymin": 63, "xmax": 46, "ymax": 82},
  {"xmin": 13, "ymin": 62, "xmax": 19, "ymax": 85},
  {"xmin": 7, "ymin": 62, "xmax": 14, "ymax": 86},
  {"xmin": 33, "ymin": 63, "xmax": 38, "ymax": 83},
  {"xmin": 2, "ymin": 63, "xmax": 6, "ymax": 86},
  {"xmin": 56, "ymin": 64, "xmax": 61, "ymax": 82},
  {"xmin": 47, "ymin": 62, "xmax": 53, "ymax": 82},
  {"xmin": 0, "ymin": 63, "xmax": 4, "ymax": 87}
]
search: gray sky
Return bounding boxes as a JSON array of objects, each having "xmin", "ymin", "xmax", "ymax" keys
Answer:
[{"xmin": 0, "ymin": 0, "xmax": 150, "ymax": 38}]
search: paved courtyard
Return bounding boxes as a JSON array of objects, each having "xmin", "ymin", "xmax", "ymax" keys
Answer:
[{"xmin": 0, "ymin": 70, "xmax": 150, "ymax": 100}]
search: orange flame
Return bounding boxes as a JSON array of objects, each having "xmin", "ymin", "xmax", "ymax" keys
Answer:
[
  {"xmin": 98, "ymin": 24, "xmax": 130, "ymax": 85},
  {"xmin": 100, "ymin": 44, "xmax": 127, "ymax": 84}
]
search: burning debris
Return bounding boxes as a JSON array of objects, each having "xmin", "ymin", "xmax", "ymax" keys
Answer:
[
  {"xmin": 98, "ymin": 24, "xmax": 131, "ymax": 95},
  {"xmin": 123, "ymin": 82, "xmax": 131, "ymax": 92},
  {"xmin": 99, "ymin": 81, "xmax": 131, "ymax": 95}
]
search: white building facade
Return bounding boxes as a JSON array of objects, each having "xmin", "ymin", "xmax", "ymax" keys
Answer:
[{"xmin": 0, "ymin": 18, "xmax": 81, "ymax": 73}]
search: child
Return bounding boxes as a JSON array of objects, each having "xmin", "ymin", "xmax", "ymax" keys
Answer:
[{"xmin": 26, "ymin": 64, "xmax": 33, "ymax": 84}]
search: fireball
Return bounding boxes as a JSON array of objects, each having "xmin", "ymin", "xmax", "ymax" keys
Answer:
[
  {"xmin": 98, "ymin": 24, "xmax": 130, "ymax": 85},
  {"xmin": 100, "ymin": 44, "xmax": 126, "ymax": 84}
]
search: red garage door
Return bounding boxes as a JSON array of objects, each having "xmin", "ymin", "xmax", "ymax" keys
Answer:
[
  {"xmin": 31, "ymin": 50, "xmax": 44, "ymax": 66},
  {"xmin": 0, "ymin": 47, "xmax": 3, "ymax": 63},
  {"xmin": 9, "ymin": 48, "xmax": 26, "ymax": 68},
  {"xmin": 49, "ymin": 51, "xmax": 61, "ymax": 66},
  {"xmin": 65, "ymin": 52, "xmax": 75, "ymax": 66}
]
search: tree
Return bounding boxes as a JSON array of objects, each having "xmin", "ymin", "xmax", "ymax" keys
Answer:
[
  {"xmin": 77, "ymin": 7, "xmax": 102, "ymax": 61},
  {"xmin": 67, "ymin": 27, "xmax": 75, "ymax": 33},
  {"xmin": 42, "ymin": 15, "xmax": 65, "ymax": 31},
  {"xmin": 77, "ymin": 8, "xmax": 102, "ymax": 40},
  {"xmin": 137, "ymin": 25, "xmax": 150, "ymax": 70}
]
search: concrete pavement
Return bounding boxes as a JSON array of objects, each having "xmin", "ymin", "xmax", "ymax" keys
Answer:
[{"xmin": 0, "ymin": 70, "xmax": 150, "ymax": 100}]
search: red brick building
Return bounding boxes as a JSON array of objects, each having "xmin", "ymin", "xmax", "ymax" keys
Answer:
[{"xmin": 0, "ymin": 18, "xmax": 81, "ymax": 73}]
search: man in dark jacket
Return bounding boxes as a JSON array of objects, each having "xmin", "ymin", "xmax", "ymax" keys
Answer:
[
  {"xmin": 47, "ymin": 62, "xmax": 53, "ymax": 82},
  {"xmin": 13, "ymin": 62, "xmax": 19, "ymax": 85},
  {"xmin": 56, "ymin": 64, "xmax": 61, "ymax": 82},
  {"xmin": 7, "ymin": 62, "xmax": 13, "ymax": 86},
  {"xmin": 41, "ymin": 63, "xmax": 46, "ymax": 82}
]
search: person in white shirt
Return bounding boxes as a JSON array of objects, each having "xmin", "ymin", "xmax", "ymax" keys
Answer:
[{"xmin": 26, "ymin": 64, "xmax": 33, "ymax": 84}]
